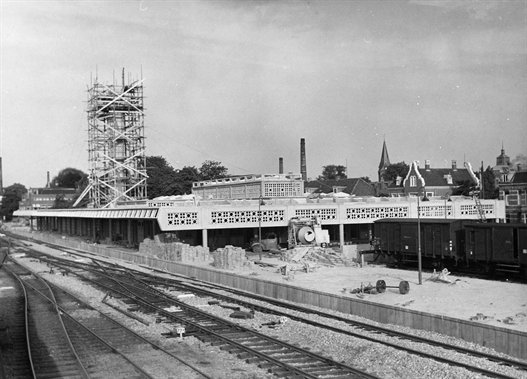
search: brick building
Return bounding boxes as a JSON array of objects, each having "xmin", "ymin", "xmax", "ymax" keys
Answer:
[{"xmin": 19, "ymin": 187, "xmax": 77, "ymax": 210}]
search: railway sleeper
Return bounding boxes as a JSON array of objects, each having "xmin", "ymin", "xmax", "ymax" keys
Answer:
[
  {"xmin": 301, "ymin": 365, "xmax": 340, "ymax": 374},
  {"xmin": 228, "ymin": 348, "xmax": 251, "ymax": 356},
  {"xmin": 207, "ymin": 340, "xmax": 231, "ymax": 348},
  {"xmin": 221, "ymin": 333, "xmax": 257, "ymax": 340},
  {"xmin": 243, "ymin": 339, "xmax": 275, "ymax": 346},
  {"xmin": 236, "ymin": 351, "xmax": 255, "ymax": 360},
  {"xmin": 291, "ymin": 361, "xmax": 332, "ymax": 370},
  {"xmin": 258, "ymin": 361, "xmax": 289, "ymax": 370},
  {"xmin": 256, "ymin": 347, "xmax": 290, "ymax": 355},
  {"xmin": 245, "ymin": 356, "xmax": 272, "ymax": 365},
  {"xmin": 315, "ymin": 369, "xmax": 358, "ymax": 378},
  {"xmin": 268, "ymin": 366, "xmax": 308, "ymax": 378},
  {"xmin": 277, "ymin": 356, "xmax": 312, "ymax": 364},
  {"xmin": 246, "ymin": 343, "xmax": 278, "ymax": 351}
]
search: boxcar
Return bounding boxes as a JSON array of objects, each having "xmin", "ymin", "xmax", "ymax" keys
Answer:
[
  {"xmin": 461, "ymin": 222, "xmax": 527, "ymax": 277},
  {"xmin": 373, "ymin": 218, "xmax": 527, "ymax": 278},
  {"xmin": 373, "ymin": 218, "xmax": 464, "ymax": 267}
]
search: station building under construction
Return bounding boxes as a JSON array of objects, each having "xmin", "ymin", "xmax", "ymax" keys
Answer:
[{"xmin": 12, "ymin": 69, "xmax": 507, "ymax": 254}]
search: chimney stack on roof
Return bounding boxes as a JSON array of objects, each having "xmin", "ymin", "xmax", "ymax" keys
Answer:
[
  {"xmin": 452, "ymin": 160, "xmax": 457, "ymax": 171},
  {"xmin": 279, "ymin": 157, "xmax": 284, "ymax": 174},
  {"xmin": 425, "ymin": 160, "xmax": 431, "ymax": 170}
]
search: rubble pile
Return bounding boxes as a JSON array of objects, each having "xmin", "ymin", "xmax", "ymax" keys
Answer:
[
  {"xmin": 139, "ymin": 238, "xmax": 210, "ymax": 264},
  {"xmin": 282, "ymin": 246, "xmax": 355, "ymax": 267},
  {"xmin": 212, "ymin": 245, "xmax": 253, "ymax": 270}
]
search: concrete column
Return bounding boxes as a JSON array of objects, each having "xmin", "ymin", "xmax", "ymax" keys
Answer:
[
  {"xmin": 202, "ymin": 229, "xmax": 208, "ymax": 248},
  {"xmin": 339, "ymin": 223, "xmax": 345, "ymax": 253},
  {"xmin": 127, "ymin": 219, "xmax": 132, "ymax": 246},
  {"xmin": 109, "ymin": 219, "xmax": 113, "ymax": 241}
]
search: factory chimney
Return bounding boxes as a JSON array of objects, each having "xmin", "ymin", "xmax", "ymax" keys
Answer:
[
  {"xmin": 279, "ymin": 157, "xmax": 284, "ymax": 174},
  {"xmin": 0, "ymin": 157, "xmax": 3, "ymax": 195},
  {"xmin": 46, "ymin": 171, "xmax": 50, "ymax": 188},
  {"xmin": 300, "ymin": 138, "xmax": 307, "ymax": 181}
]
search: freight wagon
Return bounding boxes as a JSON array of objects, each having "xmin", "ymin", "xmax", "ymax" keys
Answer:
[
  {"xmin": 461, "ymin": 222, "xmax": 527, "ymax": 277},
  {"xmin": 371, "ymin": 219, "xmax": 527, "ymax": 279}
]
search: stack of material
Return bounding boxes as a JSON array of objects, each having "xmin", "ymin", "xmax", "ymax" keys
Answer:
[
  {"xmin": 212, "ymin": 245, "xmax": 250, "ymax": 270},
  {"xmin": 139, "ymin": 238, "xmax": 210, "ymax": 264}
]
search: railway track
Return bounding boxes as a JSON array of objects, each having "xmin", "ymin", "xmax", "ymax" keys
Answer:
[
  {"xmin": 6, "ymin": 261, "xmax": 90, "ymax": 378},
  {"xmin": 59, "ymin": 258, "xmax": 378, "ymax": 378},
  {"xmin": 2, "ymin": 259, "xmax": 213, "ymax": 379},
  {"xmin": 29, "ymin": 247, "xmax": 527, "ymax": 376},
  {"xmin": 5, "ymin": 235, "xmax": 527, "ymax": 378}
]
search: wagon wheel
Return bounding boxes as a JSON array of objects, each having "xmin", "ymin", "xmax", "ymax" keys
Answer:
[
  {"xmin": 399, "ymin": 280, "xmax": 410, "ymax": 294},
  {"xmin": 375, "ymin": 280, "xmax": 386, "ymax": 293}
]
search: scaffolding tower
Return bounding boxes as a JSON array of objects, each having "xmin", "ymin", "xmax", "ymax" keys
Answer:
[{"xmin": 83, "ymin": 69, "xmax": 147, "ymax": 208}]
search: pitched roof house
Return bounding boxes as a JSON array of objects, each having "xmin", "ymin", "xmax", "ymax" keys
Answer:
[
  {"xmin": 498, "ymin": 170, "xmax": 527, "ymax": 223},
  {"xmin": 387, "ymin": 160, "xmax": 478, "ymax": 198}
]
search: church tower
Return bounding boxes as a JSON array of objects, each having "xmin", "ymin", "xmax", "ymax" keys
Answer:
[
  {"xmin": 378, "ymin": 139, "xmax": 391, "ymax": 182},
  {"xmin": 496, "ymin": 143, "xmax": 510, "ymax": 166}
]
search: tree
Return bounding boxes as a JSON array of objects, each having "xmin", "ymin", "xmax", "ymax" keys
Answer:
[
  {"xmin": 360, "ymin": 176, "xmax": 371, "ymax": 183},
  {"xmin": 318, "ymin": 165, "xmax": 347, "ymax": 181},
  {"xmin": 384, "ymin": 162, "xmax": 410, "ymax": 183},
  {"xmin": 451, "ymin": 180, "xmax": 474, "ymax": 197},
  {"xmin": 481, "ymin": 166, "xmax": 498, "ymax": 199},
  {"xmin": 199, "ymin": 160, "xmax": 228, "ymax": 181},
  {"xmin": 175, "ymin": 166, "xmax": 200, "ymax": 195},
  {"xmin": 52, "ymin": 194, "xmax": 72, "ymax": 209},
  {"xmin": 146, "ymin": 156, "xmax": 228, "ymax": 198},
  {"xmin": 0, "ymin": 183, "xmax": 27, "ymax": 221},
  {"xmin": 145, "ymin": 156, "xmax": 180, "ymax": 198},
  {"xmin": 50, "ymin": 168, "xmax": 87, "ymax": 188}
]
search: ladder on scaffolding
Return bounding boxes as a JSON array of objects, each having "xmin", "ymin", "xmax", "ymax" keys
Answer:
[{"xmin": 472, "ymin": 191, "xmax": 486, "ymax": 222}]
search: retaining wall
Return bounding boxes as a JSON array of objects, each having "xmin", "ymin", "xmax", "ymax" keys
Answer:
[{"xmin": 12, "ymin": 229, "xmax": 527, "ymax": 360}]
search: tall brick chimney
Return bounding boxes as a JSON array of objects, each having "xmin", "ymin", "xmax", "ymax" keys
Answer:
[
  {"xmin": 300, "ymin": 138, "xmax": 307, "ymax": 181},
  {"xmin": 0, "ymin": 157, "xmax": 3, "ymax": 195}
]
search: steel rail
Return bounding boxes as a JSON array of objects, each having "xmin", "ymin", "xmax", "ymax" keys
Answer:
[
  {"xmin": 71, "ymin": 256, "xmax": 527, "ymax": 378},
  {"xmin": 145, "ymin": 270, "xmax": 527, "ymax": 372},
  {"xmin": 6, "ymin": 263, "xmax": 90, "ymax": 379},
  {"xmin": 11, "ymin": 237, "xmax": 527, "ymax": 378},
  {"xmin": 16, "ymin": 266, "xmax": 37, "ymax": 379},
  {"xmin": 24, "ymin": 246, "xmax": 526, "ymax": 378},
  {"xmin": 12, "ymin": 258, "xmax": 214, "ymax": 379},
  {"xmin": 68, "ymin": 262, "xmax": 379, "ymax": 379},
  {"xmin": 18, "ymin": 276, "xmax": 155, "ymax": 379}
]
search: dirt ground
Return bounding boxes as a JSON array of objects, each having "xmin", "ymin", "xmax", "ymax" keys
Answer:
[{"xmin": 238, "ymin": 253, "xmax": 527, "ymax": 332}]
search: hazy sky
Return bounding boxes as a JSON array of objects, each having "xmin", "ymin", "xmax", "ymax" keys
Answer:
[{"xmin": 1, "ymin": 0, "xmax": 526, "ymax": 188}]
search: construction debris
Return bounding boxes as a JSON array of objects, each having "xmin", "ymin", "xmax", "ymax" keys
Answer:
[
  {"xmin": 281, "ymin": 246, "xmax": 354, "ymax": 268},
  {"xmin": 230, "ymin": 310, "xmax": 255, "ymax": 319},
  {"xmin": 349, "ymin": 282, "xmax": 378, "ymax": 295},
  {"xmin": 212, "ymin": 245, "xmax": 253, "ymax": 270},
  {"xmin": 428, "ymin": 268, "xmax": 453, "ymax": 283},
  {"xmin": 139, "ymin": 238, "xmax": 210, "ymax": 264}
]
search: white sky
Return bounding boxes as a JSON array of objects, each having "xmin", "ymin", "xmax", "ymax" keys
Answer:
[{"xmin": 1, "ymin": 0, "xmax": 526, "ymax": 188}]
